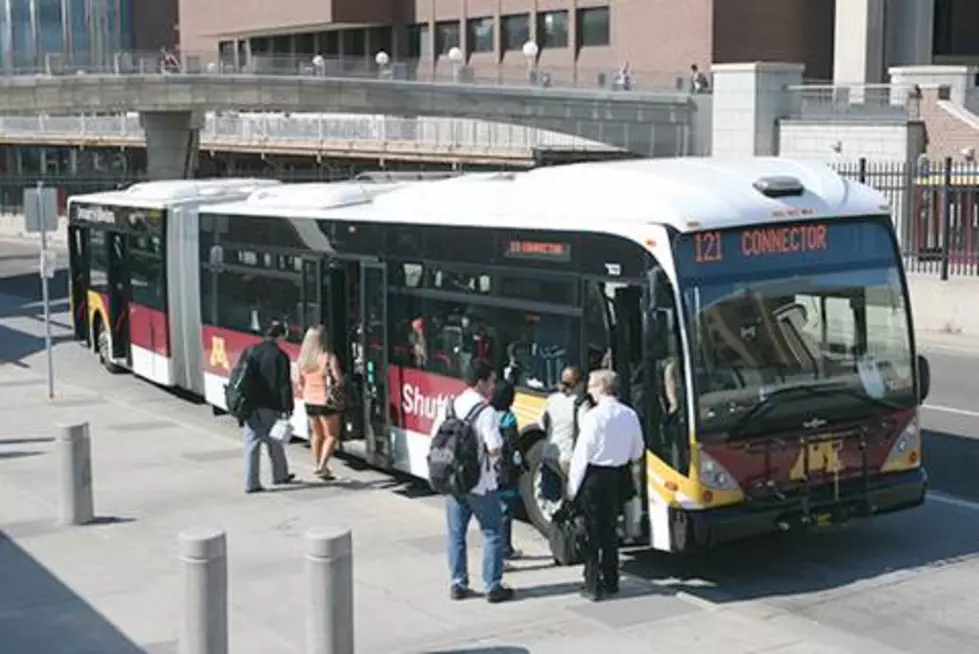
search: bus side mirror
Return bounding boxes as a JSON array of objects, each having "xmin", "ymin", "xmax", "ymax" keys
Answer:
[{"xmin": 917, "ymin": 354, "xmax": 931, "ymax": 403}]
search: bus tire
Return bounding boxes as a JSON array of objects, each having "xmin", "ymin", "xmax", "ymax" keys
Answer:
[
  {"xmin": 94, "ymin": 317, "xmax": 122, "ymax": 375},
  {"xmin": 519, "ymin": 438, "xmax": 561, "ymax": 538}
]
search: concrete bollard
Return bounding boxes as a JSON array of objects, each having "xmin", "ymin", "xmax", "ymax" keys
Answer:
[
  {"xmin": 305, "ymin": 527, "xmax": 354, "ymax": 654},
  {"xmin": 179, "ymin": 528, "xmax": 228, "ymax": 654},
  {"xmin": 56, "ymin": 423, "xmax": 94, "ymax": 525}
]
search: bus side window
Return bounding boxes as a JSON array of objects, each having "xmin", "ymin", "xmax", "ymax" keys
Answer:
[{"xmin": 648, "ymin": 269, "xmax": 690, "ymax": 475}]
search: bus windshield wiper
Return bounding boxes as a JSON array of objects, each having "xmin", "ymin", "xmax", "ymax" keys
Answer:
[{"xmin": 727, "ymin": 382, "xmax": 904, "ymax": 439}]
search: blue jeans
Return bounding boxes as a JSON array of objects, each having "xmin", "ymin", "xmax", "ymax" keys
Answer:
[
  {"xmin": 500, "ymin": 490, "xmax": 519, "ymax": 556},
  {"xmin": 243, "ymin": 407, "xmax": 290, "ymax": 492},
  {"xmin": 445, "ymin": 490, "xmax": 504, "ymax": 592}
]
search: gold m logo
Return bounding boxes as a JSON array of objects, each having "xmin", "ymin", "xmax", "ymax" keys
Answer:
[
  {"xmin": 209, "ymin": 335, "xmax": 230, "ymax": 372},
  {"xmin": 789, "ymin": 440, "xmax": 842, "ymax": 480}
]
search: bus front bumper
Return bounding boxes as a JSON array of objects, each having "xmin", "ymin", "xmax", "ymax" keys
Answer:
[{"xmin": 683, "ymin": 467, "xmax": 927, "ymax": 548}]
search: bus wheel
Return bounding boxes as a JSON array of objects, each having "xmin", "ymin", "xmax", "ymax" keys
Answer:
[
  {"xmin": 519, "ymin": 439, "xmax": 562, "ymax": 537},
  {"xmin": 95, "ymin": 320, "xmax": 122, "ymax": 374}
]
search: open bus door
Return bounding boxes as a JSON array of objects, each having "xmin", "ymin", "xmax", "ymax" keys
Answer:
[
  {"xmin": 68, "ymin": 225, "xmax": 90, "ymax": 344},
  {"xmin": 360, "ymin": 261, "xmax": 392, "ymax": 467},
  {"xmin": 106, "ymin": 230, "xmax": 131, "ymax": 364},
  {"xmin": 610, "ymin": 284, "xmax": 651, "ymax": 543}
]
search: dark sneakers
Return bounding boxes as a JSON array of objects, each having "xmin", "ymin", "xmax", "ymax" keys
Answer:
[
  {"xmin": 450, "ymin": 584, "xmax": 515, "ymax": 603},
  {"xmin": 450, "ymin": 585, "xmax": 474, "ymax": 601},
  {"xmin": 486, "ymin": 585, "xmax": 515, "ymax": 604}
]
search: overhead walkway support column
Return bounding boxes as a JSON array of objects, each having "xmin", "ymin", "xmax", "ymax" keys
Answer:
[{"xmin": 140, "ymin": 111, "xmax": 203, "ymax": 180}]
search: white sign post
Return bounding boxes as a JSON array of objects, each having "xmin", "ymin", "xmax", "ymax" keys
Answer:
[{"xmin": 24, "ymin": 181, "xmax": 59, "ymax": 400}]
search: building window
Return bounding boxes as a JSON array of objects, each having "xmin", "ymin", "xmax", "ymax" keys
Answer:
[
  {"xmin": 536, "ymin": 10, "xmax": 568, "ymax": 49},
  {"xmin": 467, "ymin": 17, "xmax": 494, "ymax": 54},
  {"xmin": 435, "ymin": 20, "xmax": 460, "ymax": 55},
  {"xmin": 576, "ymin": 7, "xmax": 610, "ymax": 48},
  {"xmin": 406, "ymin": 23, "xmax": 430, "ymax": 58},
  {"xmin": 501, "ymin": 14, "xmax": 529, "ymax": 52}
]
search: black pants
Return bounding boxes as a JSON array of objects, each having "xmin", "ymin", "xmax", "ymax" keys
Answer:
[{"xmin": 578, "ymin": 465, "xmax": 622, "ymax": 593}]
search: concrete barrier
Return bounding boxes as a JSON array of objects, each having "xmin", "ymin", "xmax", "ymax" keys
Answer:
[
  {"xmin": 0, "ymin": 212, "xmax": 68, "ymax": 246},
  {"xmin": 906, "ymin": 273, "xmax": 979, "ymax": 336}
]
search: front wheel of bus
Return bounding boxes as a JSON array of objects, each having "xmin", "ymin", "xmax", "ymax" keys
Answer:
[
  {"xmin": 95, "ymin": 320, "xmax": 121, "ymax": 374},
  {"xmin": 519, "ymin": 438, "xmax": 563, "ymax": 537}
]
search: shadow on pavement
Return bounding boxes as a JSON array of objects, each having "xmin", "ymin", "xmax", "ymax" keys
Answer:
[
  {"xmin": 0, "ymin": 269, "xmax": 68, "ymax": 302},
  {"xmin": 0, "ymin": 322, "xmax": 75, "ymax": 364},
  {"xmin": 423, "ymin": 648, "xmax": 530, "ymax": 654},
  {"xmin": 0, "ymin": 531, "xmax": 145, "ymax": 654},
  {"xmin": 0, "ymin": 450, "xmax": 43, "ymax": 460},
  {"xmin": 624, "ymin": 483, "xmax": 979, "ymax": 605},
  {"xmin": 923, "ymin": 429, "xmax": 979, "ymax": 501}
]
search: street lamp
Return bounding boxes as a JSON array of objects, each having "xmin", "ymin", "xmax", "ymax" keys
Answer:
[
  {"xmin": 374, "ymin": 50, "xmax": 390, "ymax": 79},
  {"xmin": 522, "ymin": 40, "xmax": 538, "ymax": 85},
  {"xmin": 447, "ymin": 46, "xmax": 463, "ymax": 82}
]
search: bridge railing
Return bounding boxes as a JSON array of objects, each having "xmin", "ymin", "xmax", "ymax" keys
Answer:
[
  {"xmin": 6, "ymin": 49, "xmax": 693, "ymax": 94},
  {"xmin": 786, "ymin": 83, "xmax": 915, "ymax": 122},
  {"xmin": 0, "ymin": 112, "xmax": 623, "ymax": 157}
]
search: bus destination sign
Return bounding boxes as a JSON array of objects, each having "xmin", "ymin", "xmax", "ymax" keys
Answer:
[
  {"xmin": 503, "ymin": 239, "xmax": 572, "ymax": 262},
  {"xmin": 691, "ymin": 224, "xmax": 829, "ymax": 264}
]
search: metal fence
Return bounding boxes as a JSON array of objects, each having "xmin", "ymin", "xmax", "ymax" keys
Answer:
[
  {"xmin": 5, "ymin": 49, "xmax": 692, "ymax": 94},
  {"xmin": 834, "ymin": 157, "xmax": 979, "ymax": 280}
]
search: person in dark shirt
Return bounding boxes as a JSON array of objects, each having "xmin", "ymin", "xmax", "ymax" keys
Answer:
[{"xmin": 243, "ymin": 321, "xmax": 297, "ymax": 493}]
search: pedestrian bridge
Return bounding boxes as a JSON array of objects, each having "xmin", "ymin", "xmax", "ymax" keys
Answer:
[
  {"xmin": 0, "ymin": 72, "xmax": 703, "ymax": 177},
  {"xmin": 0, "ymin": 112, "xmax": 624, "ymax": 166}
]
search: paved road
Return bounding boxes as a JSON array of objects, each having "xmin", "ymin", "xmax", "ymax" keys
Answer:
[{"xmin": 4, "ymin": 238, "xmax": 979, "ymax": 653}]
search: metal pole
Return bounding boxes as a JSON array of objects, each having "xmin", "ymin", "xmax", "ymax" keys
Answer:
[
  {"xmin": 56, "ymin": 423, "xmax": 93, "ymax": 525},
  {"xmin": 179, "ymin": 528, "xmax": 228, "ymax": 654},
  {"xmin": 38, "ymin": 180, "xmax": 53, "ymax": 400},
  {"xmin": 305, "ymin": 527, "xmax": 354, "ymax": 654}
]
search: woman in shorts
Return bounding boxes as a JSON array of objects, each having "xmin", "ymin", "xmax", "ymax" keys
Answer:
[{"xmin": 296, "ymin": 325, "xmax": 344, "ymax": 480}]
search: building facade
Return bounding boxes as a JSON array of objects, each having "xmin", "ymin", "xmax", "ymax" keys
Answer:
[
  {"xmin": 0, "ymin": 0, "xmax": 133, "ymax": 69},
  {"xmin": 179, "ymin": 0, "xmax": 979, "ymax": 89}
]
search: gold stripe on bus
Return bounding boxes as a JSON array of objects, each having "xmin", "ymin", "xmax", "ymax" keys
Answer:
[{"xmin": 87, "ymin": 290, "xmax": 107, "ymax": 338}]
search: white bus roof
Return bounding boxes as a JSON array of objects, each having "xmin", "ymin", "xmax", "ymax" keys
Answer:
[
  {"xmin": 200, "ymin": 157, "xmax": 891, "ymax": 234},
  {"xmin": 68, "ymin": 178, "xmax": 282, "ymax": 210}
]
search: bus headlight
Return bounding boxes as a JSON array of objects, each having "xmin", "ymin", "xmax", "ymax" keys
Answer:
[
  {"xmin": 883, "ymin": 417, "xmax": 921, "ymax": 471},
  {"xmin": 698, "ymin": 450, "xmax": 741, "ymax": 492}
]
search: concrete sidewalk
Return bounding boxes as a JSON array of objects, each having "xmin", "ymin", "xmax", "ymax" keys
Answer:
[{"xmin": 0, "ymin": 352, "xmax": 915, "ymax": 652}]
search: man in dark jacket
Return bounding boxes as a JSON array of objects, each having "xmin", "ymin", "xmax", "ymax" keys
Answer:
[{"xmin": 243, "ymin": 321, "xmax": 297, "ymax": 493}]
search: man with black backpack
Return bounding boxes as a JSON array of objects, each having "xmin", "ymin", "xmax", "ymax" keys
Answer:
[
  {"xmin": 228, "ymin": 322, "xmax": 297, "ymax": 494},
  {"xmin": 427, "ymin": 359, "xmax": 515, "ymax": 604}
]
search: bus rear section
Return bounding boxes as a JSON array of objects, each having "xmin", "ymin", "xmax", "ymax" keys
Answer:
[
  {"xmin": 67, "ymin": 179, "xmax": 281, "ymax": 391},
  {"xmin": 668, "ymin": 214, "xmax": 929, "ymax": 549}
]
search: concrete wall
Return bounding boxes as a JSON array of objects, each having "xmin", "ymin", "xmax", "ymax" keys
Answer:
[
  {"xmin": 778, "ymin": 120, "xmax": 925, "ymax": 162},
  {"xmin": 906, "ymin": 273, "xmax": 979, "ymax": 335}
]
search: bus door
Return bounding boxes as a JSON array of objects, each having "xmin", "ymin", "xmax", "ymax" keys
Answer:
[
  {"xmin": 68, "ymin": 225, "xmax": 90, "ymax": 344},
  {"xmin": 360, "ymin": 260, "xmax": 391, "ymax": 467},
  {"xmin": 591, "ymin": 279, "xmax": 652, "ymax": 542},
  {"xmin": 106, "ymin": 230, "xmax": 131, "ymax": 363}
]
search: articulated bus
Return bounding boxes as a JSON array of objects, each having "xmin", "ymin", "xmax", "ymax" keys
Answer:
[
  {"xmin": 68, "ymin": 158, "xmax": 931, "ymax": 552},
  {"xmin": 66, "ymin": 179, "xmax": 281, "ymax": 386}
]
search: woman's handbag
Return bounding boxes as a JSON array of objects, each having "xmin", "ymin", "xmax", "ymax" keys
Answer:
[{"xmin": 323, "ymin": 367, "xmax": 347, "ymax": 413}]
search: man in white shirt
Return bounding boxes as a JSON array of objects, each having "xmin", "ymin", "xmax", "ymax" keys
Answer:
[
  {"xmin": 429, "ymin": 359, "xmax": 515, "ymax": 604},
  {"xmin": 567, "ymin": 369, "xmax": 645, "ymax": 600}
]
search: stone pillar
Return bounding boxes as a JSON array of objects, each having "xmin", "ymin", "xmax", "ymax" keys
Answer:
[
  {"xmin": 884, "ymin": 0, "xmax": 935, "ymax": 71},
  {"xmin": 833, "ymin": 0, "xmax": 886, "ymax": 85},
  {"xmin": 710, "ymin": 62, "xmax": 805, "ymax": 158},
  {"xmin": 140, "ymin": 111, "xmax": 203, "ymax": 180},
  {"xmin": 889, "ymin": 65, "xmax": 977, "ymax": 106}
]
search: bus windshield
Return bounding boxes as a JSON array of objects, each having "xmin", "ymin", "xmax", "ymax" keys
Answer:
[{"xmin": 673, "ymin": 216, "xmax": 916, "ymax": 440}]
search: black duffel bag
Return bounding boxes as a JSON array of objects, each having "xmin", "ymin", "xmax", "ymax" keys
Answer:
[{"xmin": 549, "ymin": 499, "xmax": 589, "ymax": 566}]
